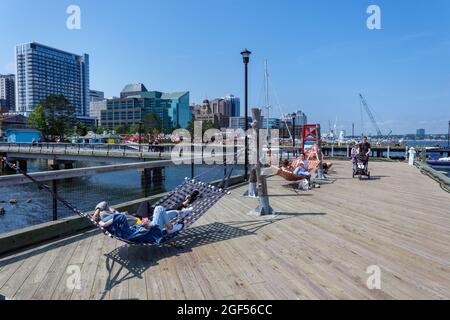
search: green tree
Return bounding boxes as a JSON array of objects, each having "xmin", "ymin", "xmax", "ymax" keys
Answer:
[
  {"xmin": 27, "ymin": 95, "xmax": 75, "ymax": 141},
  {"xmin": 114, "ymin": 125, "xmax": 129, "ymax": 134},
  {"xmin": 186, "ymin": 119, "xmax": 219, "ymax": 136},
  {"xmin": 94, "ymin": 126, "xmax": 108, "ymax": 134},
  {"xmin": 142, "ymin": 113, "xmax": 162, "ymax": 134},
  {"xmin": 129, "ymin": 124, "xmax": 140, "ymax": 135},
  {"xmin": 28, "ymin": 104, "xmax": 48, "ymax": 141},
  {"xmin": 75, "ymin": 121, "xmax": 87, "ymax": 137}
]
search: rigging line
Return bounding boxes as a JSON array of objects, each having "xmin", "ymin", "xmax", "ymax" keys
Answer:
[
  {"xmin": 270, "ymin": 77, "xmax": 293, "ymax": 141},
  {"xmin": 192, "ymin": 147, "xmax": 246, "ymax": 180}
]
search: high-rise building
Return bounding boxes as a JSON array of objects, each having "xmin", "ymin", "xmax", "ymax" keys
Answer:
[
  {"xmin": 89, "ymin": 99, "xmax": 107, "ymax": 124},
  {"xmin": 261, "ymin": 117, "xmax": 281, "ymax": 129},
  {"xmin": 224, "ymin": 94, "xmax": 240, "ymax": 117},
  {"xmin": 89, "ymin": 90, "xmax": 104, "ymax": 102},
  {"xmin": 416, "ymin": 128, "xmax": 425, "ymax": 139},
  {"xmin": 100, "ymin": 83, "xmax": 190, "ymax": 130},
  {"xmin": 15, "ymin": 42, "xmax": 90, "ymax": 116},
  {"xmin": 0, "ymin": 74, "xmax": 15, "ymax": 113}
]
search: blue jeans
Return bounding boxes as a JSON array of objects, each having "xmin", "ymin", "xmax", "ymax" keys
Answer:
[
  {"xmin": 294, "ymin": 167, "xmax": 311, "ymax": 177},
  {"xmin": 151, "ymin": 206, "xmax": 179, "ymax": 229}
]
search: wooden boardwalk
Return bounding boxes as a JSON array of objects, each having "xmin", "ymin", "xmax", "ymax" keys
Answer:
[{"xmin": 1, "ymin": 160, "xmax": 449, "ymax": 300}]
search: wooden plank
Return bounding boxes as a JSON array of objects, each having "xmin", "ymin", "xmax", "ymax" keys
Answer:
[
  {"xmin": 50, "ymin": 232, "xmax": 95, "ymax": 300},
  {"xmin": 12, "ymin": 242, "xmax": 63, "ymax": 299},
  {"xmin": 89, "ymin": 234, "xmax": 118, "ymax": 300},
  {"xmin": 108, "ymin": 241, "xmax": 130, "ymax": 300},
  {"xmin": 31, "ymin": 235, "xmax": 84, "ymax": 299},
  {"xmin": 70, "ymin": 234, "xmax": 105, "ymax": 300}
]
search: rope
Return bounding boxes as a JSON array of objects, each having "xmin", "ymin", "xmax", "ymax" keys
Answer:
[{"xmin": 2, "ymin": 156, "xmax": 232, "ymax": 246}]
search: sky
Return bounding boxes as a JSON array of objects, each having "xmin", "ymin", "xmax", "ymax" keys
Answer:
[{"xmin": 1, "ymin": 0, "xmax": 450, "ymax": 135}]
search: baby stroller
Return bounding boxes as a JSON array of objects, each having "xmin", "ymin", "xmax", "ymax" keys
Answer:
[{"xmin": 353, "ymin": 154, "xmax": 370, "ymax": 180}]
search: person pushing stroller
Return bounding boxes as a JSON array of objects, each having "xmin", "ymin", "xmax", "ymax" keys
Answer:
[{"xmin": 353, "ymin": 136, "xmax": 371, "ymax": 179}]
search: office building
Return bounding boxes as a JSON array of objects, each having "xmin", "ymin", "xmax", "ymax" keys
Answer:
[
  {"xmin": 89, "ymin": 99, "xmax": 107, "ymax": 124},
  {"xmin": 15, "ymin": 42, "xmax": 90, "ymax": 116},
  {"xmin": 90, "ymin": 90, "xmax": 104, "ymax": 102},
  {"xmin": 0, "ymin": 74, "xmax": 15, "ymax": 113},
  {"xmin": 416, "ymin": 128, "xmax": 425, "ymax": 139},
  {"xmin": 224, "ymin": 94, "xmax": 240, "ymax": 117},
  {"xmin": 100, "ymin": 83, "xmax": 190, "ymax": 130},
  {"xmin": 261, "ymin": 117, "xmax": 281, "ymax": 129}
]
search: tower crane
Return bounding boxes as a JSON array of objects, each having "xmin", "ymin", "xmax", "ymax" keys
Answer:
[{"xmin": 359, "ymin": 94, "xmax": 383, "ymax": 137}]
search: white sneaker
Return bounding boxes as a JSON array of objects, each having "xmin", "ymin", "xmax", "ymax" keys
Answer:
[{"xmin": 167, "ymin": 223, "xmax": 184, "ymax": 234}]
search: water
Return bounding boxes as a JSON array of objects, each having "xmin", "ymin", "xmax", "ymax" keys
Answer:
[
  {"xmin": 0, "ymin": 159, "xmax": 243, "ymax": 234},
  {"xmin": 404, "ymin": 140, "xmax": 449, "ymax": 148}
]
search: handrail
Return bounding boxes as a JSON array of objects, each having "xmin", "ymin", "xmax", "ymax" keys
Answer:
[{"xmin": 0, "ymin": 156, "xmax": 212, "ymax": 187}]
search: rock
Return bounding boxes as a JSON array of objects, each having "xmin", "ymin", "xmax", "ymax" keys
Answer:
[
  {"xmin": 9, "ymin": 199, "xmax": 17, "ymax": 205},
  {"xmin": 0, "ymin": 200, "xmax": 5, "ymax": 203},
  {"xmin": 0, "ymin": 207, "xmax": 5, "ymax": 216}
]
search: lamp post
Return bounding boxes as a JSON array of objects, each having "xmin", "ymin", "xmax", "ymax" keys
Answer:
[
  {"xmin": 292, "ymin": 112, "xmax": 297, "ymax": 149},
  {"xmin": 241, "ymin": 48, "xmax": 252, "ymax": 180}
]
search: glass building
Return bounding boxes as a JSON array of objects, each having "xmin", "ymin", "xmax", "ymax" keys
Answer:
[
  {"xmin": 15, "ymin": 42, "xmax": 90, "ymax": 116},
  {"xmin": 0, "ymin": 74, "xmax": 15, "ymax": 113},
  {"xmin": 224, "ymin": 94, "xmax": 240, "ymax": 117},
  {"xmin": 100, "ymin": 83, "xmax": 191, "ymax": 130}
]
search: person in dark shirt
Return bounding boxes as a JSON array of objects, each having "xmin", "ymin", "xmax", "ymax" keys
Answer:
[{"xmin": 358, "ymin": 136, "xmax": 371, "ymax": 157}]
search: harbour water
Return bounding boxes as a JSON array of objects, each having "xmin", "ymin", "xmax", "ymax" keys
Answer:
[{"xmin": 0, "ymin": 159, "xmax": 243, "ymax": 233}]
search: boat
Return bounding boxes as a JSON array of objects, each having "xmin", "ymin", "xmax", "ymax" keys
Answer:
[{"xmin": 427, "ymin": 157, "xmax": 450, "ymax": 167}]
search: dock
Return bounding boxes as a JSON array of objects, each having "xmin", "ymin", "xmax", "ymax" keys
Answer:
[{"xmin": 0, "ymin": 160, "xmax": 449, "ymax": 300}]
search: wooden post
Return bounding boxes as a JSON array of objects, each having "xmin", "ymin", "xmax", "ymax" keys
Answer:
[
  {"xmin": 315, "ymin": 124, "xmax": 327, "ymax": 180},
  {"xmin": 247, "ymin": 108, "xmax": 274, "ymax": 216}
]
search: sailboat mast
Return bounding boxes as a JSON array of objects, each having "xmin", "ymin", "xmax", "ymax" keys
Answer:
[{"xmin": 264, "ymin": 60, "xmax": 270, "ymax": 135}]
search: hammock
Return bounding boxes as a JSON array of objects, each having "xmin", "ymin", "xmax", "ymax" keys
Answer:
[
  {"xmin": 271, "ymin": 166, "xmax": 308, "ymax": 182},
  {"xmin": 2, "ymin": 157, "xmax": 230, "ymax": 247}
]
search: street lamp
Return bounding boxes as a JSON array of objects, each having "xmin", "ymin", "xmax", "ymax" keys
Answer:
[
  {"xmin": 292, "ymin": 112, "xmax": 297, "ymax": 148},
  {"xmin": 241, "ymin": 48, "xmax": 252, "ymax": 180}
]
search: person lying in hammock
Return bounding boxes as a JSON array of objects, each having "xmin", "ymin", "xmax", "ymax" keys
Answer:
[
  {"xmin": 92, "ymin": 201, "xmax": 141, "ymax": 226},
  {"xmin": 97, "ymin": 205, "xmax": 192, "ymax": 244},
  {"xmin": 134, "ymin": 189, "xmax": 200, "ymax": 222}
]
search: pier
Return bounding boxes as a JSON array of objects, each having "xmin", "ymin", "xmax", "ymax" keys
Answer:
[{"xmin": 1, "ymin": 160, "xmax": 449, "ymax": 299}]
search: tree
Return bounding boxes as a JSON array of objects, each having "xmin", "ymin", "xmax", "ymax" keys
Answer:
[
  {"xmin": 94, "ymin": 126, "xmax": 108, "ymax": 134},
  {"xmin": 186, "ymin": 119, "xmax": 219, "ymax": 136},
  {"xmin": 75, "ymin": 121, "xmax": 87, "ymax": 137},
  {"xmin": 142, "ymin": 113, "xmax": 162, "ymax": 134},
  {"xmin": 129, "ymin": 124, "xmax": 140, "ymax": 135},
  {"xmin": 28, "ymin": 104, "xmax": 48, "ymax": 141},
  {"xmin": 28, "ymin": 95, "xmax": 75, "ymax": 141},
  {"xmin": 114, "ymin": 125, "xmax": 129, "ymax": 134}
]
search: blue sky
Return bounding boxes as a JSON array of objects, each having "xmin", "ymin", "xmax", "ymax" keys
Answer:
[{"xmin": 1, "ymin": 0, "xmax": 449, "ymax": 134}]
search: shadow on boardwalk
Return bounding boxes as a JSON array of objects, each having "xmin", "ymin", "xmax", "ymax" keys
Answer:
[{"xmin": 101, "ymin": 213, "xmax": 325, "ymax": 299}]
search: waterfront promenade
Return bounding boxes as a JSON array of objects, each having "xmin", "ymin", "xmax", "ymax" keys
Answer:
[{"xmin": 0, "ymin": 160, "xmax": 449, "ymax": 299}]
